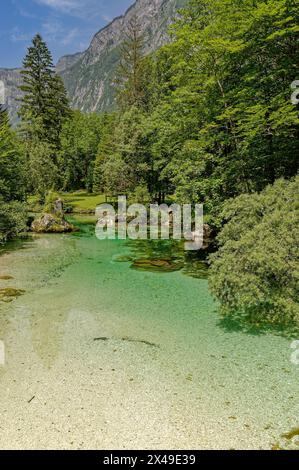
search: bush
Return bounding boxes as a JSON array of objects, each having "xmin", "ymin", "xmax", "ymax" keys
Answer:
[
  {"xmin": 209, "ymin": 177, "xmax": 299, "ymax": 327},
  {"xmin": 0, "ymin": 200, "xmax": 28, "ymax": 243}
]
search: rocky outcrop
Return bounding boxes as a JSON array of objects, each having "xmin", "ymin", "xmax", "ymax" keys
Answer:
[
  {"xmin": 60, "ymin": 0, "xmax": 187, "ymax": 113},
  {"xmin": 31, "ymin": 214, "xmax": 75, "ymax": 234},
  {"xmin": 0, "ymin": 68, "xmax": 23, "ymax": 124}
]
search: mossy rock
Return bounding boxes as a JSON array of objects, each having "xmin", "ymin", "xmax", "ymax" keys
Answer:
[
  {"xmin": 31, "ymin": 214, "xmax": 76, "ymax": 233},
  {"xmin": 272, "ymin": 427, "xmax": 299, "ymax": 450},
  {"xmin": 0, "ymin": 288, "xmax": 25, "ymax": 302},
  {"xmin": 131, "ymin": 258, "xmax": 183, "ymax": 273}
]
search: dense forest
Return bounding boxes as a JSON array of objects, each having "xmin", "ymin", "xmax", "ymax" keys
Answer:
[{"xmin": 0, "ymin": 0, "xmax": 298, "ymax": 326}]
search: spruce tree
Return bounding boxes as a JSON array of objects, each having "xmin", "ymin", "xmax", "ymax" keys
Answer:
[
  {"xmin": 114, "ymin": 15, "xmax": 146, "ymax": 110},
  {"xmin": 19, "ymin": 34, "xmax": 70, "ymax": 147}
]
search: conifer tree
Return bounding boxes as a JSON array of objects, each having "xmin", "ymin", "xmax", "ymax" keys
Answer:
[
  {"xmin": 19, "ymin": 34, "xmax": 70, "ymax": 146},
  {"xmin": 114, "ymin": 15, "xmax": 147, "ymax": 110}
]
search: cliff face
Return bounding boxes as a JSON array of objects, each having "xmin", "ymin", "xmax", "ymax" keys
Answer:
[
  {"xmin": 0, "ymin": 69, "xmax": 23, "ymax": 123},
  {"xmin": 0, "ymin": 0, "xmax": 186, "ymax": 122}
]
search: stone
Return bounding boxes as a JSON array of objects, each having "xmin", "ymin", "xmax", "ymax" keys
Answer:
[
  {"xmin": 31, "ymin": 214, "xmax": 76, "ymax": 234},
  {"xmin": 131, "ymin": 258, "xmax": 183, "ymax": 273},
  {"xmin": 0, "ymin": 288, "xmax": 25, "ymax": 302}
]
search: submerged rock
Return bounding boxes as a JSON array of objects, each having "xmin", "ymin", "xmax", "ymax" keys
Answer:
[
  {"xmin": 0, "ymin": 288, "xmax": 25, "ymax": 302},
  {"xmin": 131, "ymin": 258, "xmax": 183, "ymax": 273},
  {"xmin": 31, "ymin": 214, "xmax": 76, "ymax": 234},
  {"xmin": 272, "ymin": 427, "xmax": 299, "ymax": 450}
]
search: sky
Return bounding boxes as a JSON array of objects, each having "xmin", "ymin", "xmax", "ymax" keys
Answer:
[{"xmin": 0, "ymin": 0, "xmax": 133, "ymax": 68}]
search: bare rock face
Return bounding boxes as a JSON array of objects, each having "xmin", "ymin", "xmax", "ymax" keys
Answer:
[
  {"xmin": 31, "ymin": 214, "xmax": 75, "ymax": 234},
  {"xmin": 0, "ymin": 68, "xmax": 23, "ymax": 124}
]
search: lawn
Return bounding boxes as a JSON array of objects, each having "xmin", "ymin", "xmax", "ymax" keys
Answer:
[
  {"xmin": 62, "ymin": 192, "xmax": 106, "ymax": 213},
  {"xmin": 27, "ymin": 192, "xmax": 106, "ymax": 214}
]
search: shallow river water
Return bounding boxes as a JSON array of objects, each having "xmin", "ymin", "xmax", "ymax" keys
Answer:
[{"xmin": 0, "ymin": 217, "xmax": 298, "ymax": 449}]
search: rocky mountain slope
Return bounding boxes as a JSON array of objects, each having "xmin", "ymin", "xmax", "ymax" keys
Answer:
[{"xmin": 0, "ymin": 0, "xmax": 186, "ymax": 122}]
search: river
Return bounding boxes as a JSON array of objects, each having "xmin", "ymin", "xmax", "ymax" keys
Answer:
[{"xmin": 0, "ymin": 216, "xmax": 298, "ymax": 449}]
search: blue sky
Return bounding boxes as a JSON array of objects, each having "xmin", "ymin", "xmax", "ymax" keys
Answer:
[{"xmin": 0, "ymin": 0, "xmax": 133, "ymax": 68}]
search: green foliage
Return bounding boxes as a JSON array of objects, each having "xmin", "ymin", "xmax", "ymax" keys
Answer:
[
  {"xmin": 19, "ymin": 34, "xmax": 70, "ymax": 147},
  {"xmin": 129, "ymin": 185, "xmax": 151, "ymax": 205},
  {"xmin": 25, "ymin": 139, "xmax": 58, "ymax": 202},
  {"xmin": 59, "ymin": 111, "xmax": 103, "ymax": 192},
  {"xmin": 97, "ymin": 0, "xmax": 298, "ymax": 213},
  {"xmin": 102, "ymin": 154, "xmax": 130, "ymax": 195},
  {"xmin": 93, "ymin": 113, "xmax": 116, "ymax": 193},
  {"xmin": 0, "ymin": 200, "xmax": 27, "ymax": 243},
  {"xmin": 209, "ymin": 177, "xmax": 299, "ymax": 327},
  {"xmin": 0, "ymin": 107, "xmax": 25, "ymax": 202},
  {"xmin": 0, "ymin": 106, "xmax": 26, "ymax": 242},
  {"xmin": 140, "ymin": 0, "xmax": 298, "ymax": 217}
]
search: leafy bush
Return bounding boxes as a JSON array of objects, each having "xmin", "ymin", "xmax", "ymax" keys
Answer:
[
  {"xmin": 209, "ymin": 177, "xmax": 299, "ymax": 327},
  {"xmin": 0, "ymin": 200, "xmax": 28, "ymax": 243}
]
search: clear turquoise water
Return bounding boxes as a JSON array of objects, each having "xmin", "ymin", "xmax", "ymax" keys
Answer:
[{"xmin": 0, "ymin": 217, "xmax": 298, "ymax": 449}]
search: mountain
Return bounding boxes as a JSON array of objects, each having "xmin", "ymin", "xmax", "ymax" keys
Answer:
[
  {"xmin": 0, "ymin": 68, "xmax": 23, "ymax": 123},
  {"xmin": 0, "ymin": 0, "xmax": 186, "ymax": 123}
]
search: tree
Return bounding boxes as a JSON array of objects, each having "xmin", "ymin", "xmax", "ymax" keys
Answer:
[
  {"xmin": 25, "ymin": 140, "xmax": 58, "ymax": 200},
  {"xmin": 93, "ymin": 113, "xmax": 116, "ymax": 193},
  {"xmin": 19, "ymin": 34, "xmax": 70, "ymax": 147},
  {"xmin": 114, "ymin": 15, "xmax": 147, "ymax": 110},
  {"xmin": 0, "ymin": 106, "xmax": 25, "ymax": 202},
  {"xmin": 59, "ymin": 111, "xmax": 103, "ymax": 191},
  {"xmin": 0, "ymin": 105, "xmax": 26, "ymax": 242},
  {"xmin": 102, "ymin": 154, "xmax": 130, "ymax": 195},
  {"xmin": 139, "ymin": 0, "xmax": 299, "ymax": 220},
  {"xmin": 209, "ymin": 177, "xmax": 299, "ymax": 327}
]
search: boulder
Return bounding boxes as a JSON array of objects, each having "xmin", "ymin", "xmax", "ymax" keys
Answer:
[
  {"xmin": 131, "ymin": 258, "xmax": 183, "ymax": 273},
  {"xmin": 31, "ymin": 214, "xmax": 76, "ymax": 233}
]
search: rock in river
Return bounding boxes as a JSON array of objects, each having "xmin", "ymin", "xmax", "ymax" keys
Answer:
[
  {"xmin": 131, "ymin": 258, "xmax": 183, "ymax": 273},
  {"xmin": 31, "ymin": 214, "xmax": 76, "ymax": 234}
]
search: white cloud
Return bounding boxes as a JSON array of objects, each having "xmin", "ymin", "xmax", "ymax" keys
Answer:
[
  {"xmin": 34, "ymin": 0, "xmax": 123, "ymax": 24},
  {"xmin": 10, "ymin": 27, "xmax": 33, "ymax": 43},
  {"xmin": 62, "ymin": 28, "xmax": 80, "ymax": 45},
  {"xmin": 34, "ymin": 0, "xmax": 101, "ymax": 19}
]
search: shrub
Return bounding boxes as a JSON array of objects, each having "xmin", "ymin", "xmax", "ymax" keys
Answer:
[
  {"xmin": 209, "ymin": 177, "xmax": 299, "ymax": 327},
  {"xmin": 0, "ymin": 200, "xmax": 28, "ymax": 243}
]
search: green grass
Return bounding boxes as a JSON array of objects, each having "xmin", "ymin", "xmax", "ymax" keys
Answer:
[
  {"xmin": 61, "ymin": 192, "xmax": 106, "ymax": 213},
  {"xmin": 27, "ymin": 191, "xmax": 106, "ymax": 214}
]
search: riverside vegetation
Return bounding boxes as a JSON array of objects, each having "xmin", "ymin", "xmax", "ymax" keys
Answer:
[{"xmin": 0, "ymin": 0, "xmax": 298, "ymax": 328}]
